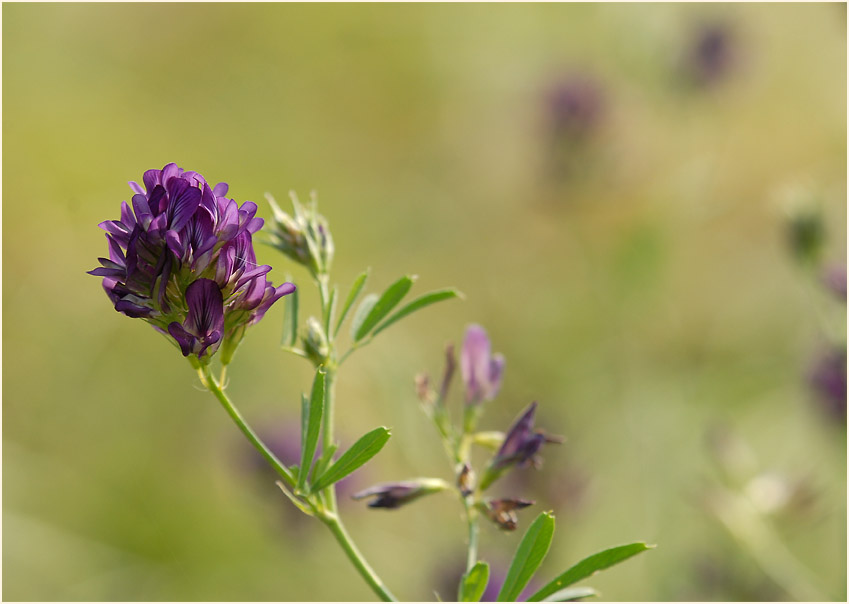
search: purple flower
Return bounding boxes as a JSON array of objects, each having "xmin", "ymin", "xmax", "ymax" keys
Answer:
[
  {"xmin": 685, "ymin": 23, "xmax": 736, "ymax": 87},
  {"xmin": 808, "ymin": 346, "xmax": 847, "ymax": 424},
  {"xmin": 167, "ymin": 279, "xmax": 225, "ymax": 358},
  {"xmin": 479, "ymin": 402, "xmax": 562, "ymax": 490},
  {"xmin": 546, "ymin": 74, "xmax": 606, "ymax": 142},
  {"xmin": 352, "ymin": 478, "xmax": 448, "ymax": 509},
  {"xmin": 89, "ymin": 163, "xmax": 295, "ymax": 362},
  {"xmin": 822, "ymin": 264, "xmax": 847, "ymax": 302},
  {"xmin": 461, "ymin": 325, "xmax": 505, "ymax": 405}
]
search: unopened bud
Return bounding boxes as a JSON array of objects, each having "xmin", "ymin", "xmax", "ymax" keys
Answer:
[
  {"xmin": 353, "ymin": 478, "xmax": 449, "ymax": 509},
  {"xmin": 457, "ymin": 463, "xmax": 475, "ymax": 497},
  {"xmin": 481, "ymin": 498, "xmax": 535, "ymax": 531},
  {"xmin": 302, "ymin": 316, "xmax": 329, "ymax": 365}
]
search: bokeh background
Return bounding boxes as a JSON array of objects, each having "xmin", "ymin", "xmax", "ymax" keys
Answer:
[{"xmin": 3, "ymin": 3, "xmax": 846, "ymax": 601}]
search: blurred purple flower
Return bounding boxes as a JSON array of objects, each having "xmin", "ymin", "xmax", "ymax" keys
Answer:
[
  {"xmin": 480, "ymin": 402, "xmax": 562, "ymax": 490},
  {"xmin": 808, "ymin": 346, "xmax": 847, "ymax": 424},
  {"xmin": 89, "ymin": 163, "xmax": 295, "ymax": 362},
  {"xmin": 685, "ymin": 23, "xmax": 736, "ymax": 87},
  {"xmin": 352, "ymin": 478, "xmax": 448, "ymax": 509},
  {"xmin": 822, "ymin": 264, "xmax": 847, "ymax": 302},
  {"xmin": 546, "ymin": 75, "xmax": 606, "ymax": 142},
  {"xmin": 461, "ymin": 325, "xmax": 505, "ymax": 405}
]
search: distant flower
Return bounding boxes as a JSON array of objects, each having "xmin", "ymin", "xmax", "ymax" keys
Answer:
[
  {"xmin": 89, "ymin": 163, "xmax": 295, "ymax": 363},
  {"xmin": 352, "ymin": 478, "xmax": 449, "ymax": 509},
  {"xmin": 479, "ymin": 402, "xmax": 562, "ymax": 490},
  {"xmin": 461, "ymin": 325, "xmax": 505, "ymax": 405},
  {"xmin": 808, "ymin": 346, "xmax": 847, "ymax": 424},
  {"xmin": 822, "ymin": 264, "xmax": 847, "ymax": 302},
  {"xmin": 546, "ymin": 74, "xmax": 606, "ymax": 142},
  {"xmin": 685, "ymin": 23, "xmax": 736, "ymax": 87}
]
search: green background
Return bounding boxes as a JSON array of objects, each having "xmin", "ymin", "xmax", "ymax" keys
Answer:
[{"xmin": 3, "ymin": 3, "xmax": 846, "ymax": 601}]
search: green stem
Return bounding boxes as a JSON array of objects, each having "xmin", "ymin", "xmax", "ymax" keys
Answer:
[
  {"xmin": 463, "ymin": 497, "xmax": 480, "ymax": 572},
  {"xmin": 321, "ymin": 514, "xmax": 398, "ymax": 601},
  {"xmin": 198, "ymin": 365, "xmax": 295, "ymax": 487},
  {"xmin": 322, "ymin": 367, "xmax": 338, "ymax": 512}
]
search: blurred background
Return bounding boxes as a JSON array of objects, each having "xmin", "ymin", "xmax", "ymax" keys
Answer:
[{"xmin": 3, "ymin": 3, "xmax": 846, "ymax": 601}]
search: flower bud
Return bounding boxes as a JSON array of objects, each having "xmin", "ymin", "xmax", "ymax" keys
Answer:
[
  {"xmin": 352, "ymin": 478, "xmax": 449, "ymax": 509},
  {"xmin": 480, "ymin": 498, "xmax": 535, "ymax": 531},
  {"xmin": 479, "ymin": 402, "xmax": 563, "ymax": 491},
  {"xmin": 302, "ymin": 316, "xmax": 329, "ymax": 366},
  {"xmin": 457, "ymin": 463, "xmax": 475, "ymax": 497},
  {"xmin": 266, "ymin": 192, "xmax": 334, "ymax": 277}
]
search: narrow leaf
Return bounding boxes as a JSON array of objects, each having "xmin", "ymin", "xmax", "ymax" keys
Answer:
[
  {"xmin": 275, "ymin": 481, "xmax": 313, "ymax": 516},
  {"xmin": 350, "ymin": 293, "xmax": 379, "ymax": 341},
  {"xmin": 298, "ymin": 368, "xmax": 326, "ymax": 492},
  {"xmin": 527, "ymin": 543, "xmax": 654, "ymax": 602},
  {"xmin": 335, "ymin": 270, "xmax": 369, "ymax": 336},
  {"xmin": 314, "ymin": 442, "xmax": 339, "ymax": 478},
  {"xmin": 312, "ymin": 427, "xmax": 391, "ymax": 492},
  {"xmin": 353, "ymin": 275, "xmax": 416, "ymax": 341},
  {"xmin": 371, "ymin": 288, "xmax": 463, "ymax": 337},
  {"xmin": 541, "ymin": 586, "xmax": 598, "ymax": 602},
  {"xmin": 459, "ymin": 561, "xmax": 490, "ymax": 602},
  {"xmin": 281, "ymin": 276, "xmax": 299, "ymax": 347},
  {"xmin": 497, "ymin": 512, "xmax": 556, "ymax": 602}
]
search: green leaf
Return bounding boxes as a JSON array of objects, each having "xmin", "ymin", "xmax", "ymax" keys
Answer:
[
  {"xmin": 459, "ymin": 561, "xmax": 490, "ymax": 602},
  {"xmin": 350, "ymin": 293, "xmax": 379, "ymax": 341},
  {"xmin": 335, "ymin": 270, "xmax": 370, "ymax": 336},
  {"xmin": 281, "ymin": 278, "xmax": 299, "ymax": 347},
  {"xmin": 314, "ymin": 442, "xmax": 338, "ymax": 478},
  {"xmin": 497, "ymin": 512, "xmax": 556, "ymax": 602},
  {"xmin": 298, "ymin": 368, "xmax": 326, "ymax": 492},
  {"xmin": 353, "ymin": 275, "xmax": 416, "ymax": 341},
  {"xmin": 527, "ymin": 543, "xmax": 654, "ymax": 602},
  {"xmin": 541, "ymin": 587, "xmax": 598, "ymax": 602},
  {"xmin": 371, "ymin": 288, "xmax": 463, "ymax": 337},
  {"xmin": 275, "ymin": 481, "xmax": 313, "ymax": 516},
  {"xmin": 311, "ymin": 427, "xmax": 391, "ymax": 492}
]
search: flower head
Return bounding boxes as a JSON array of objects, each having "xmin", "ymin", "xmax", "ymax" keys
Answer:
[
  {"xmin": 89, "ymin": 163, "xmax": 295, "ymax": 363},
  {"xmin": 352, "ymin": 478, "xmax": 449, "ymax": 509},
  {"xmin": 479, "ymin": 402, "xmax": 563, "ymax": 490},
  {"xmin": 461, "ymin": 325, "xmax": 505, "ymax": 405}
]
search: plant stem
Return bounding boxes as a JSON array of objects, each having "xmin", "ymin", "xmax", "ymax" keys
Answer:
[
  {"xmin": 321, "ymin": 513, "xmax": 398, "ymax": 601},
  {"xmin": 198, "ymin": 365, "xmax": 295, "ymax": 487},
  {"xmin": 463, "ymin": 497, "xmax": 480, "ymax": 572}
]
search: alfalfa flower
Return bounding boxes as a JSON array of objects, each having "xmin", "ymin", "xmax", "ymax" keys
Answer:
[
  {"xmin": 89, "ymin": 163, "xmax": 295, "ymax": 363},
  {"xmin": 461, "ymin": 325, "xmax": 505, "ymax": 405},
  {"xmin": 478, "ymin": 402, "xmax": 562, "ymax": 490},
  {"xmin": 352, "ymin": 478, "xmax": 449, "ymax": 509}
]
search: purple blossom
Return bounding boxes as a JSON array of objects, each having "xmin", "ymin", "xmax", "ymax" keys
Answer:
[
  {"xmin": 89, "ymin": 163, "xmax": 295, "ymax": 362},
  {"xmin": 461, "ymin": 325, "xmax": 505, "ymax": 405},
  {"xmin": 546, "ymin": 74, "xmax": 606, "ymax": 142},
  {"xmin": 808, "ymin": 346, "xmax": 847, "ymax": 424},
  {"xmin": 479, "ymin": 402, "xmax": 563, "ymax": 490},
  {"xmin": 352, "ymin": 478, "xmax": 448, "ymax": 509},
  {"xmin": 822, "ymin": 264, "xmax": 847, "ymax": 302}
]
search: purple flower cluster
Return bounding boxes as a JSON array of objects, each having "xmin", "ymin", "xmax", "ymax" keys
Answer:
[{"xmin": 89, "ymin": 163, "xmax": 295, "ymax": 362}]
